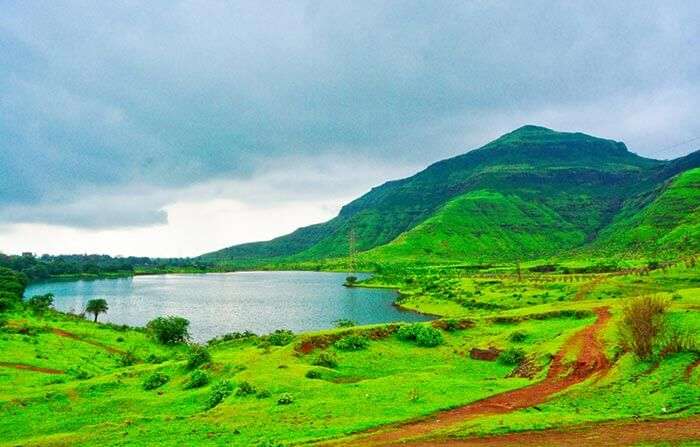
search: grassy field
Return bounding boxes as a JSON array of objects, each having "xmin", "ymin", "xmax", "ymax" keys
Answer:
[{"xmin": 1, "ymin": 260, "xmax": 699, "ymax": 446}]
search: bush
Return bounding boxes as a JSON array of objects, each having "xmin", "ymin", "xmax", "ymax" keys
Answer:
[
  {"xmin": 186, "ymin": 345, "xmax": 211, "ymax": 370},
  {"xmin": 397, "ymin": 324, "xmax": 421, "ymax": 341},
  {"xmin": 397, "ymin": 324, "xmax": 443, "ymax": 347},
  {"xmin": 313, "ymin": 351, "xmax": 338, "ymax": 368},
  {"xmin": 142, "ymin": 372, "xmax": 170, "ymax": 390},
  {"xmin": 235, "ymin": 381, "xmax": 257, "ymax": 396},
  {"xmin": 277, "ymin": 393, "xmax": 294, "ymax": 405},
  {"xmin": 206, "ymin": 380, "xmax": 233, "ymax": 409},
  {"xmin": 415, "ymin": 326, "xmax": 443, "ymax": 347},
  {"xmin": 433, "ymin": 318, "xmax": 472, "ymax": 331},
  {"xmin": 498, "ymin": 348, "xmax": 526, "ymax": 365},
  {"xmin": 146, "ymin": 316, "xmax": 190, "ymax": 344},
  {"xmin": 27, "ymin": 293, "xmax": 54, "ymax": 314},
  {"xmin": 305, "ymin": 369, "xmax": 322, "ymax": 379},
  {"xmin": 184, "ymin": 370, "xmax": 209, "ymax": 389},
  {"xmin": 256, "ymin": 389, "xmax": 271, "ymax": 399},
  {"xmin": 118, "ymin": 351, "xmax": 138, "ymax": 367},
  {"xmin": 334, "ymin": 335, "xmax": 369, "ymax": 351},
  {"xmin": 0, "ymin": 296, "xmax": 15, "ymax": 313},
  {"xmin": 207, "ymin": 331, "xmax": 257, "ymax": 346},
  {"xmin": 333, "ymin": 319, "xmax": 356, "ymax": 328},
  {"xmin": 508, "ymin": 331, "xmax": 528, "ymax": 343},
  {"xmin": 345, "ymin": 276, "xmax": 358, "ymax": 286},
  {"xmin": 66, "ymin": 366, "xmax": 92, "ymax": 380},
  {"xmin": 145, "ymin": 353, "xmax": 166, "ymax": 364},
  {"xmin": 267, "ymin": 329, "xmax": 294, "ymax": 346},
  {"xmin": 619, "ymin": 296, "xmax": 668, "ymax": 360}
]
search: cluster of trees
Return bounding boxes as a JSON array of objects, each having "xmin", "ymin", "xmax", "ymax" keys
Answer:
[{"xmin": 0, "ymin": 253, "xmax": 215, "ymax": 282}]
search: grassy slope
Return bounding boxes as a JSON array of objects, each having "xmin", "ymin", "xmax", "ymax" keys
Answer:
[
  {"xmin": 201, "ymin": 126, "xmax": 671, "ymax": 266},
  {"xmin": 592, "ymin": 167, "xmax": 700, "ymax": 257},
  {"xmin": 1, "ymin": 262, "xmax": 699, "ymax": 446},
  {"xmin": 362, "ymin": 190, "xmax": 586, "ymax": 263}
]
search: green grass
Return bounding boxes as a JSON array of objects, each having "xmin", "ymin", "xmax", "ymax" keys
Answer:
[{"xmin": 1, "ymin": 259, "xmax": 699, "ymax": 446}]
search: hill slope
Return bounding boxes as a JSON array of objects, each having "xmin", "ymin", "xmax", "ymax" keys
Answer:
[
  {"xmin": 591, "ymin": 168, "xmax": 700, "ymax": 256},
  {"xmin": 362, "ymin": 190, "xmax": 586, "ymax": 263},
  {"xmin": 202, "ymin": 126, "xmax": 698, "ymax": 265}
]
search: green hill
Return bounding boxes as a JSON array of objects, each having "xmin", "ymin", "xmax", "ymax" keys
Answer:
[
  {"xmin": 362, "ymin": 190, "xmax": 586, "ymax": 264},
  {"xmin": 591, "ymin": 168, "xmax": 700, "ymax": 257},
  {"xmin": 202, "ymin": 126, "xmax": 698, "ymax": 266}
]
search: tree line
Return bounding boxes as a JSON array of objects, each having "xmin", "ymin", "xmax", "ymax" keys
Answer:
[{"xmin": 0, "ymin": 253, "xmax": 215, "ymax": 281}]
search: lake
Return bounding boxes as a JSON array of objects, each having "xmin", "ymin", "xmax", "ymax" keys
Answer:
[{"xmin": 24, "ymin": 271, "xmax": 430, "ymax": 342}]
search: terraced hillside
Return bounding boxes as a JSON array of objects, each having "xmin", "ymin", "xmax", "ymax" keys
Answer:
[{"xmin": 202, "ymin": 126, "xmax": 698, "ymax": 266}]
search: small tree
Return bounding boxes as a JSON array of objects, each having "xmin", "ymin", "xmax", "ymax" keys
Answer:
[
  {"xmin": 619, "ymin": 296, "xmax": 668, "ymax": 360},
  {"xmin": 27, "ymin": 293, "xmax": 54, "ymax": 314},
  {"xmin": 85, "ymin": 298, "xmax": 108, "ymax": 322},
  {"xmin": 147, "ymin": 316, "xmax": 190, "ymax": 344}
]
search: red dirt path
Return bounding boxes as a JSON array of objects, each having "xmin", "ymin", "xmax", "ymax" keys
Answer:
[
  {"xmin": 406, "ymin": 416, "xmax": 700, "ymax": 446},
  {"xmin": 328, "ymin": 307, "xmax": 612, "ymax": 447},
  {"xmin": 51, "ymin": 327, "xmax": 127, "ymax": 355},
  {"xmin": 0, "ymin": 362, "xmax": 64, "ymax": 374}
]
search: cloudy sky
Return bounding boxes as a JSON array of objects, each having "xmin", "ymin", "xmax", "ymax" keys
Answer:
[{"xmin": 1, "ymin": 1, "xmax": 699, "ymax": 257}]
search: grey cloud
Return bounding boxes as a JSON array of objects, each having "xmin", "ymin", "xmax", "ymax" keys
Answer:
[{"xmin": 0, "ymin": 0, "xmax": 698, "ymax": 228}]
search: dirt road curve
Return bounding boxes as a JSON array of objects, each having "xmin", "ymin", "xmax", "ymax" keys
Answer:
[
  {"xmin": 406, "ymin": 416, "xmax": 700, "ymax": 447},
  {"xmin": 327, "ymin": 308, "xmax": 612, "ymax": 447}
]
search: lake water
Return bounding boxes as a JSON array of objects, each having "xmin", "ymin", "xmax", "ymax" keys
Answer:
[{"xmin": 24, "ymin": 271, "xmax": 430, "ymax": 342}]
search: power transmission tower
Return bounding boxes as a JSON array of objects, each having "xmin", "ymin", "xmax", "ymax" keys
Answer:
[{"xmin": 348, "ymin": 228, "xmax": 357, "ymax": 274}]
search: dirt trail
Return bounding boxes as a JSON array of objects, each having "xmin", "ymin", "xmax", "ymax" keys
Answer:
[
  {"xmin": 406, "ymin": 416, "xmax": 700, "ymax": 447},
  {"xmin": 0, "ymin": 362, "xmax": 64, "ymax": 374},
  {"xmin": 51, "ymin": 328, "xmax": 127, "ymax": 355},
  {"xmin": 329, "ymin": 307, "xmax": 612, "ymax": 447}
]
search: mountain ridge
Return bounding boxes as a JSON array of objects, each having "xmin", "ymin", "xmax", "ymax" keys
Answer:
[{"xmin": 201, "ymin": 126, "xmax": 699, "ymax": 265}]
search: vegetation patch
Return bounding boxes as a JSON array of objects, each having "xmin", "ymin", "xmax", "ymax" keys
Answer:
[{"xmin": 142, "ymin": 372, "xmax": 170, "ymax": 390}]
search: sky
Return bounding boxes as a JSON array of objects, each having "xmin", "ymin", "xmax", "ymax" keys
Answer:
[{"xmin": 1, "ymin": 1, "xmax": 699, "ymax": 257}]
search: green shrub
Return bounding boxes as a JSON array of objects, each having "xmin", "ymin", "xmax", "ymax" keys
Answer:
[
  {"xmin": 206, "ymin": 380, "xmax": 233, "ymax": 409},
  {"xmin": 66, "ymin": 366, "xmax": 92, "ymax": 380},
  {"xmin": 415, "ymin": 326, "xmax": 443, "ymax": 347},
  {"xmin": 305, "ymin": 369, "xmax": 322, "ymax": 379},
  {"xmin": 397, "ymin": 324, "xmax": 421, "ymax": 341},
  {"xmin": 27, "ymin": 293, "xmax": 54, "ymax": 314},
  {"xmin": 277, "ymin": 393, "xmax": 294, "ymax": 405},
  {"xmin": 397, "ymin": 324, "xmax": 443, "ymax": 347},
  {"xmin": 334, "ymin": 335, "xmax": 369, "ymax": 351},
  {"xmin": 184, "ymin": 370, "xmax": 209, "ymax": 389},
  {"xmin": 235, "ymin": 381, "xmax": 256, "ymax": 396},
  {"xmin": 508, "ymin": 331, "xmax": 528, "ymax": 343},
  {"xmin": 142, "ymin": 372, "xmax": 170, "ymax": 390},
  {"xmin": 145, "ymin": 353, "xmax": 166, "ymax": 364},
  {"xmin": 146, "ymin": 316, "xmax": 190, "ymax": 344},
  {"xmin": 0, "ymin": 297, "xmax": 15, "ymax": 313},
  {"xmin": 118, "ymin": 351, "xmax": 138, "ymax": 367},
  {"xmin": 186, "ymin": 344, "xmax": 211, "ymax": 370},
  {"xmin": 333, "ymin": 319, "xmax": 356, "ymax": 328},
  {"xmin": 256, "ymin": 389, "xmax": 271, "ymax": 399},
  {"xmin": 498, "ymin": 348, "xmax": 526, "ymax": 365},
  {"xmin": 207, "ymin": 331, "xmax": 257, "ymax": 346},
  {"xmin": 313, "ymin": 351, "xmax": 338, "ymax": 368},
  {"xmin": 267, "ymin": 329, "xmax": 294, "ymax": 346}
]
